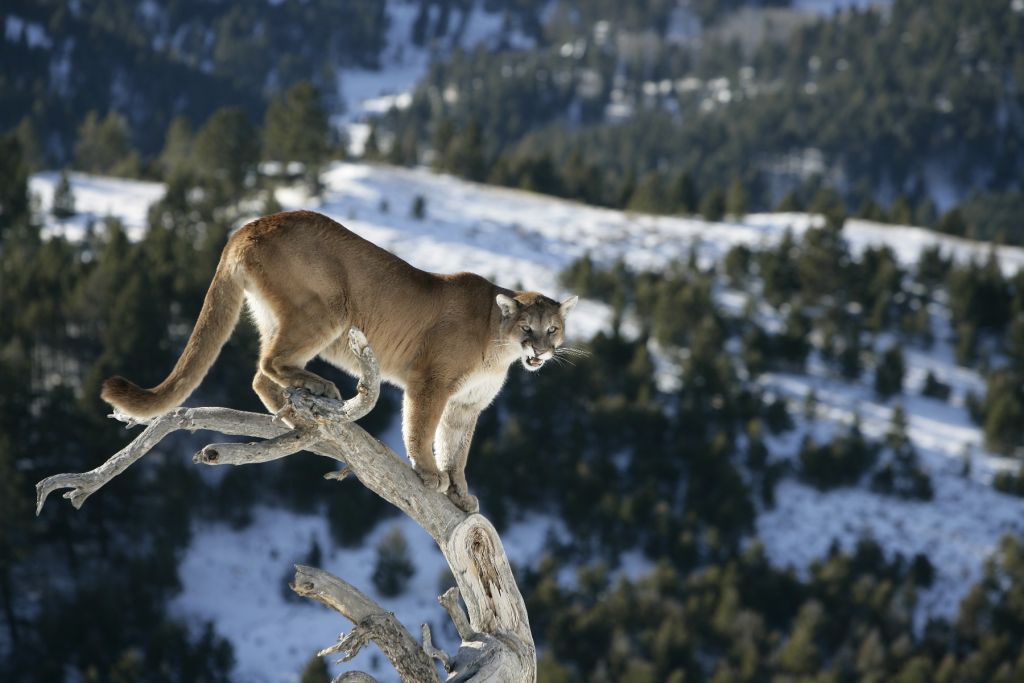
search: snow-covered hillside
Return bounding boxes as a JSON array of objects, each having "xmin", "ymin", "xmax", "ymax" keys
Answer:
[
  {"xmin": 333, "ymin": 0, "xmax": 533, "ymax": 156},
  {"xmin": 28, "ymin": 163, "xmax": 1024, "ymax": 682}
]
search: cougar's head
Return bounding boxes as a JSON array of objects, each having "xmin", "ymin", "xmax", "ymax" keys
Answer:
[{"xmin": 496, "ymin": 292, "xmax": 579, "ymax": 372}]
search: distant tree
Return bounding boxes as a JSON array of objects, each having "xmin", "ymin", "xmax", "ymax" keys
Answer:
[
  {"xmin": 362, "ymin": 121, "xmax": 382, "ymax": 160},
  {"xmin": 446, "ymin": 119, "xmax": 487, "ymax": 181},
  {"xmin": 809, "ymin": 187, "xmax": 846, "ymax": 226},
  {"xmin": 723, "ymin": 244, "xmax": 751, "ymax": 287},
  {"xmin": 193, "ymin": 107, "xmax": 259, "ymax": 201},
  {"xmin": 922, "ymin": 371, "xmax": 951, "ymax": 401},
  {"xmin": 800, "ymin": 420, "xmax": 877, "ymax": 489},
  {"xmin": 0, "ymin": 134, "xmax": 30, "ymax": 233},
  {"xmin": 263, "ymin": 82, "xmax": 332, "ymax": 193},
  {"xmin": 857, "ymin": 197, "xmax": 887, "ymax": 222},
  {"xmin": 372, "ymin": 526, "xmax": 415, "ymax": 597},
  {"xmin": 979, "ymin": 369, "xmax": 1024, "ymax": 455},
  {"xmin": 871, "ymin": 405, "xmax": 933, "ymax": 500},
  {"xmin": 937, "ymin": 207, "xmax": 967, "ymax": 236},
  {"xmin": 298, "ymin": 655, "xmax": 331, "ymax": 683},
  {"xmin": 700, "ymin": 187, "xmax": 726, "ymax": 221},
  {"xmin": 158, "ymin": 116, "xmax": 195, "ymax": 180},
  {"xmin": 775, "ymin": 190, "xmax": 803, "ymax": 212},
  {"xmin": 724, "ymin": 176, "xmax": 748, "ymax": 217},
  {"xmin": 627, "ymin": 172, "xmax": 667, "ymax": 213},
  {"xmin": 889, "ymin": 194, "xmax": 913, "ymax": 225},
  {"xmin": 993, "ymin": 465, "xmax": 1024, "ymax": 498},
  {"xmin": 73, "ymin": 111, "xmax": 139, "ymax": 177},
  {"xmin": 668, "ymin": 169, "xmax": 698, "ymax": 214},
  {"xmin": 51, "ymin": 169, "xmax": 77, "ymax": 219},
  {"xmin": 411, "ymin": 194, "xmax": 427, "ymax": 220},
  {"xmin": 874, "ymin": 345, "xmax": 905, "ymax": 398},
  {"xmin": 14, "ymin": 117, "xmax": 43, "ymax": 172},
  {"xmin": 778, "ymin": 601, "xmax": 824, "ymax": 674}
]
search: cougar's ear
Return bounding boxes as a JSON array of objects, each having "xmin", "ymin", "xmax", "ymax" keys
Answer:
[
  {"xmin": 496, "ymin": 293, "xmax": 519, "ymax": 318},
  {"xmin": 559, "ymin": 295, "xmax": 579, "ymax": 318}
]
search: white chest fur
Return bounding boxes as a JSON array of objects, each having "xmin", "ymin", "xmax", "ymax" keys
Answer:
[{"xmin": 451, "ymin": 369, "xmax": 509, "ymax": 409}]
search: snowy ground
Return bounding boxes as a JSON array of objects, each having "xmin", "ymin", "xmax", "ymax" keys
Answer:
[
  {"xmin": 29, "ymin": 171, "xmax": 165, "ymax": 241},
  {"xmin": 29, "ymin": 162, "xmax": 1024, "ymax": 681}
]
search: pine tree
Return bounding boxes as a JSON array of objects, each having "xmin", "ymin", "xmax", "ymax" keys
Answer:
[
  {"xmin": 0, "ymin": 135, "xmax": 30, "ymax": 233},
  {"xmin": 725, "ymin": 176, "xmax": 748, "ymax": 217},
  {"xmin": 372, "ymin": 526, "xmax": 415, "ymax": 597},
  {"xmin": 874, "ymin": 345, "xmax": 905, "ymax": 398},
  {"xmin": 158, "ymin": 116, "xmax": 195, "ymax": 180},
  {"xmin": 51, "ymin": 169, "xmax": 77, "ymax": 219},
  {"xmin": 73, "ymin": 111, "xmax": 139, "ymax": 177},
  {"xmin": 193, "ymin": 107, "xmax": 259, "ymax": 201},
  {"xmin": 299, "ymin": 656, "xmax": 331, "ymax": 683},
  {"xmin": 668, "ymin": 170, "xmax": 697, "ymax": 213},
  {"xmin": 411, "ymin": 194, "xmax": 427, "ymax": 220},
  {"xmin": 14, "ymin": 117, "xmax": 43, "ymax": 172},
  {"xmin": 262, "ymin": 82, "xmax": 332, "ymax": 193},
  {"xmin": 627, "ymin": 172, "xmax": 666, "ymax": 213},
  {"xmin": 700, "ymin": 187, "xmax": 726, "ymax": 221}
]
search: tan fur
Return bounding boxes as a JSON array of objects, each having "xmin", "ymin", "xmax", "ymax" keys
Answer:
[{"xmin": 101, "ymin": 210, "xmax": 578, "ymax": 512}]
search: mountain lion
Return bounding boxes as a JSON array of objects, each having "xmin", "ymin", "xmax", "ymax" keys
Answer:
[{"xmin": 101, "ymin": 210, "xmax": 578, "ymax": 512}]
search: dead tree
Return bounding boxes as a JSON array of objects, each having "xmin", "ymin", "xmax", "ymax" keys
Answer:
[{"xmin": 36, "ymin": 330, "xmax": 536, "ymax": 683}]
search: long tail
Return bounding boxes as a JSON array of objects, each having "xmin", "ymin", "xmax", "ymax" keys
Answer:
[{"xmin": 101, "ymin": 261, "xmax": 245, "ymax": 419}]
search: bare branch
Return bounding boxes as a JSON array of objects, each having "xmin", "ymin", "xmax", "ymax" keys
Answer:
[
  {"xmin": 34, "ymin": 406, "xmax": 346, "ymax": 515},
  {"xmin": 292, "ymin": 565, "xmax": 440, "ymax": 683},
  {"xmin": 421, "ymin": 623, "xmax": 452, "ymax": 672},
  {"xmin": 194, "ymin": 427, "xmax": 319, "ymax": 466},
  {"xmin": 439, "ymin": 587, "xmax": 475, "ymax": 641}
]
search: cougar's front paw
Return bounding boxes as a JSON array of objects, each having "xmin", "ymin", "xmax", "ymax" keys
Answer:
[
  {"xmin": 414, "ymin": 467, "xmax": 450, "ymax": 492},
  {"xmin": 448, "ymin": 489, "xmax": 480, "ymax": 514}
]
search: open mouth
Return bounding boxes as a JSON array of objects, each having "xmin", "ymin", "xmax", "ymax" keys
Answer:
[{"xmin": 525, "ymin": 356, "xmax": 544, "ymax": 368}]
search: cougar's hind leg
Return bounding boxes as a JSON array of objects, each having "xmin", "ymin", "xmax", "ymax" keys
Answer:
[
  {"xmin": 258, "ymin": 309, "xmax": 343, "ymax": 400},
  {"xmin": 252, "ymin": 371, "xmax": 287, "ymax": 413}
]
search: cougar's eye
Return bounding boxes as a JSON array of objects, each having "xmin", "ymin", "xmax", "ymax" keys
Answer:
[
  {"xmin": 521, "ymin": 325, "xmax": 532, "ymax": 334},
  {"xmin": 547, "ymin": 326, "xmax": 558, "ymax": 335}
]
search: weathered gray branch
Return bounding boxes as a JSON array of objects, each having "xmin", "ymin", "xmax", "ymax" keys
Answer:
[
  {"xmin": 34, "ymin": 327, "xmax": 536, "ymax": 682},
  {"xmin": 440, "ymin": 587, "xmax": 475, "ymax": 641},
  {"xmin": 292, "ymin": 565, "xmax": 439, "ymax": 683},
  {"xmin": 422, "ymin": 623, "xmax": 452, "ymax": 673}
]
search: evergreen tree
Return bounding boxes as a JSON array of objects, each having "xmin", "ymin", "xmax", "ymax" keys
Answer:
[
  {"xmin": 668, "ymin": 169, "xmax": 698, "ymax": 214},
  {"xmin": 700, "ymin": 187, "xmax": 726, "ymax": 221},
  {"xmin": 874, "ymin": 345, "xmax": 905, "ymax": 398},
  {"xmin": 14, "ymin": 117, "xmax": 44, "ymax": 172},
  {"xmin": 73, "ymin": 110, "xmax": 139, "ymax": 177},
  {"xmin": 446, "ymin": 119, "xmax": 487, "ymax": 181},
  {"xmin": 158, "ymin": 116, "xmax": 195, "ymax": 180},
  {"xmin": 51, "ymin": 169, "xmax": 77, "ymax": 219},
  {"xmin": 725, "ymin": 176, "xmax": 748, "ymax": 217},
  {"xmin": 411, "ymin": 194, "xmax": 427, "ymax": 220},
  {"xmin": 372, "ymin": 526, "xmax": 415, "ymax": 597},
  {"xmin": 0, "ymin": 134, "xmax": 30, "ymax": 233},
  {"xmin": 299, "ymin": 656, "xmax": 331, "ymax": 683},
  {"xmin": 193, "ymin": 107, "xmax": 259, "ymax": 201},
  {"xmin": 262, "ymin": 82, "xmax": 332, "ymax": 193},
  {"xmin": 627, "ymin": 172, "xmax": 667, "ymax": 213}
]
